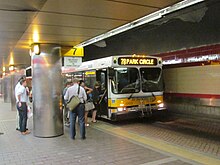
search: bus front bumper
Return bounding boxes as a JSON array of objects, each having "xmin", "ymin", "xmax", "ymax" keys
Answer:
[{"xmin": 110, "ymin": 107, "xmax": 167, "ymax": 121}]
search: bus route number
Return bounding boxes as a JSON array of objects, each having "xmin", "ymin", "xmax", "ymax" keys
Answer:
[{"xmin": 118, "ymin": 57, "xmax": 157, "ymax": 66}]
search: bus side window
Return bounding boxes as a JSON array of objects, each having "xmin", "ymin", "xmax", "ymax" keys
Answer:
[
  {"xmin": 84, "ymin": 70, "xmax": 96, "ymax": 89},
  {"xmin": 96, "ymin": 70, "xmax": 107, "ymax": 94}
]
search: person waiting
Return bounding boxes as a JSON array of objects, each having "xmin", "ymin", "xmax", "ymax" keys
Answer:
[
  {"xmin": 16, "ymin": 79, "xmax": 30, "ymax": 135},
  {"xmin": 64, "ymin": 78, "xmax": 87, "ymax": 140},
  {"xmin": 91, "ymin": 82, "xmax": 101, "ymax": 123},
  {"xmin": 79, "ymin": 80, "xmax": 93, "ymax": 127}
]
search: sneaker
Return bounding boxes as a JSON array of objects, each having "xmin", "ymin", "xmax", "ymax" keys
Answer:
[
  {"xmin": 85, "ymin": 124, "xmax": 90, "ymax": 127},
  {"xmin": 81, "ymin": 137, "xmax": 86, "ymax": 140}
]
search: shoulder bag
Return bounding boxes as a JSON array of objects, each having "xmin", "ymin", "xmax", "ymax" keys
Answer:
[
  {"xmin": 85, "ymin": 101, "xmax": 95, "ymax": 111},
  {"xmin": 66, "ymin": 86, "xmax": 81, "ymax": 111}
]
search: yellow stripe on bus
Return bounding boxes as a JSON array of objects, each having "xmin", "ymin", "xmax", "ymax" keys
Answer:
[{"xmin": 108, "ymin": 96, "xmax": 163, "ymax": 107}]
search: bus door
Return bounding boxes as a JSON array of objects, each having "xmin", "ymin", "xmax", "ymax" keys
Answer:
[{"xmin": 96, "ymin": 69, "xmax": 108, "ymax": 117}]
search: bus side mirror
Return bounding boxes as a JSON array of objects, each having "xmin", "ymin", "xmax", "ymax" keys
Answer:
[{"xmin": 108, "ymin": 68, "xmax": 115, "ymax": 79}]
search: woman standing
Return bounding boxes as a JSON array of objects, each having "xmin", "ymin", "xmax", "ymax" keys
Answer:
[
  {"xmin": 91, "ymin": 82, "xmax": 101, "ymax": 123},
  {"xmin": 79, "ymin": 80, "xmax": 93, "ymax": 126}
]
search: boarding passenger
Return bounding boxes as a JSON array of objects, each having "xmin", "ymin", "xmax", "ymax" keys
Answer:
[
  {"xmin": 64, "ymin": 78, "xmax": 87, "ymax": 140},
  {"xmin": 15, "ymin": 76, "xmax": 26, "ymax": 131},
  {"xmin": 79, "ymin": 80, "xmax": 93, "ymax": 127},
  {"xmin": 16, "ymin": 79, "xmax": 30, "ymax": 135},
  {"xmin": 63, "ymin": 82, "xmax": 72, "ymax": 127},
  {"xmin": 91, "ymin": 82, "xmax": 101, "ymax": 123}
]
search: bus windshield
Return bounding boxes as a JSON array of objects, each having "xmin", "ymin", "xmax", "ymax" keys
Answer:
[
  {"xmin": 140, "ymin": 68, "xmax": 163, "ymax": 92},
  {"xmin": 111, "ymin": 68, "xmax": 140, "ymax": 94}
]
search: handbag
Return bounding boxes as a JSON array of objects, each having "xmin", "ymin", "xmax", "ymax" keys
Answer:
[
  {"xmin": 85, "ymin": 101, "xmax": 95, "ymax": 111},
  {"xmin": 66, "ymin": 86, "xmax": 81, "ymax": 111},
  {"xmin": 27, "ymin": 106, "xmax": 33, "ymax": 119}
]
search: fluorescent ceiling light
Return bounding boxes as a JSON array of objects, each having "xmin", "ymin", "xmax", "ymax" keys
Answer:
[{"xmin": 76, "ymin": 0, "xmax": 204, "ymax": 47}]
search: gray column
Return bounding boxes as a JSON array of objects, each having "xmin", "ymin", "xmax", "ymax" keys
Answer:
[
  {"xmin": 32, "ymin": 43, "xmax": 63, "ymax": 137},
  {"xmin": 0, "ymin": 78, "xmax": 2, "ymax": 98},
  {"xmin": 10, "ymin": 74, "xmax": 16, "ymax": 111},
  {"xmin": 3, "ymin": 76, "xmax": 11, "ymax": 103}
]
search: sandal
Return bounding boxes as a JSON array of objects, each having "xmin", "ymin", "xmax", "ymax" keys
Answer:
[
  {"xmin": 25, "ymin": 131, "xmax": 31, "ymax": 134},
  {"xmin": 91, "ymin": 121, "xmax": 97, "ymax": 123},
  {"xmin": 21, "ymin": 132, "xmax": 26, "ymax": 135}
]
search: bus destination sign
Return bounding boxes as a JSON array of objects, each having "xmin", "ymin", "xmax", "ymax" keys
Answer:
[{"xmin": 118, "ymin": 57, "xmax": 157, "ymax": 66}]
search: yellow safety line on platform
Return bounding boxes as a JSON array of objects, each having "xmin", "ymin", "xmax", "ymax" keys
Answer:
[{"xmin": 92, "ymin": 123, "xmax": 220, "ymax": 165}]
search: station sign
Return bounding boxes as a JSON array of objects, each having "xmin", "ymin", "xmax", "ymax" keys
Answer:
[
  {"xmin": 63, "ymin": 46, "xmax": 84, "ymax": 57},
  {"xmin": 63, "ymin": 57, "xmax": 82, "ymax": 67},
  {"xmin": 118, "ymin": 57, "xmax": 157, "ymax": 66}
]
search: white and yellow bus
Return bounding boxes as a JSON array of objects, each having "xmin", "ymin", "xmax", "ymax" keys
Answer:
[{"xmin": 62, "ymin": 54, "xmax": 166, "ymax": 121}]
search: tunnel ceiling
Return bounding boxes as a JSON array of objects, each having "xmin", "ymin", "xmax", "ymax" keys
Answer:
[
  {"xmin": 0, "ymin": 0, "xmax": 183, "ymax": 69},
  {"xmin": 84, "ymin": 0, "xmax": 220, "ymax": 60}
]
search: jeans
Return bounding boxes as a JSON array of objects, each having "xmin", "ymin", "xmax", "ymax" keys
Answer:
[
  {"xmin": 69, "ymin": 104, "xmax": 85, "ymax": 139},
  {"xmin": 17, "ymin": 102, "xmax": 27, "ymax": 133}
]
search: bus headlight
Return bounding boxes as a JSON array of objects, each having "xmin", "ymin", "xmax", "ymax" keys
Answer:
[
  {"xmin": 117, "ymin": 107, "xmax": 126, "ymax": 111},
  {"xmin": 158, "ymin": 103, "xmax": 164, "ymax": 108}
]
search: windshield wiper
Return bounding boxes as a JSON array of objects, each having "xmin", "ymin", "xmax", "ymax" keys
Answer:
[
  {"xmin": 128, "ymin": 92, "xmax": 134, "ymax": 100},
  {"xmin": 151, "ymin": 92, "xmax": 156, "ymax": 102},
  {"xmin": 128, "ymin": 87, "xmax": 137, "ymax": 99}
]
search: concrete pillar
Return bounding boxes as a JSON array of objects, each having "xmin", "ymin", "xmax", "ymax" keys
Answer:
[
  {"xmin": 3, "ymin": 76, "xmax": 11, "ymax": 103},
  {"xmin": 0, "ymin": 78, "xmax": 2, "ymax": 98},
  {"xmin": 32, "ymin": 43, "xmax": 63, "ymax": 137},
  {"xmin": 10, "ymin": 74, "xmax": 16, "ymax": 111}
]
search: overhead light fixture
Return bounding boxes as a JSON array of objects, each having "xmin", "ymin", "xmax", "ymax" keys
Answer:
[
  {"xmin": 30, "ymin": 43, "xmax": 41, "ymax": 55},
  {"xmin": 29, "ymin": 49, "xmax": 32, "ymax": 56},
  {"xmin": 76, "ymin": 0, "xmax": 204, "ymax": 47},
  {"xmin": 34, "ymin": 44, "xmax": 40, "ymax": 55},
  {"xmin": 9, "ymin": 65, "xmax": 14, "ymax": 72},
  {"xmin": 33, "ymin": 29, "xmax": 39, "ymax": 42},
  {"xmin": 9, "ymin": 52, "xmax": 14, "ymax": 66},
  {"xmin": 2, "ymin": 66, "xmax": 5, "ymax": 72}
]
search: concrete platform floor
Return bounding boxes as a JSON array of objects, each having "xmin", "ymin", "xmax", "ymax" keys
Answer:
[{"xmin": 0, "ymin": 99, "xmax": 219, "ymax": 165}]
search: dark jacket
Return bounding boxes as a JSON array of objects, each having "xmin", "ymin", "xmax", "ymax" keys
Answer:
[{"xmin": 92, "ymin": 87, "xmax": 100, "ymax": 103}]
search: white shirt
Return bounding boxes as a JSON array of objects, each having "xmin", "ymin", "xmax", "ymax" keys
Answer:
[
  {"xmin": 15, "ymin": 82, "xmax": 21, "ymax": 102},
  {"xmin": 64, "ymin": 84, "xmax": 87, "ymax": 103},
  {"xmin": 17, "ymin": 85, "xmax": 28, "ymax": 103}
]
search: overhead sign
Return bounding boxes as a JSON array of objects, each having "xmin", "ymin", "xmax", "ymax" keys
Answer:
[
  {"xmin": 63, "ymin": 46, "xmax": 84, "ymax": 57},
  {"xmin": 63, "ymin": 57, "xmax": 82, "ymax": 67},
  {"xmin": 118, "ymin": 57, "xmax": 157, "ymax": 66}
]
